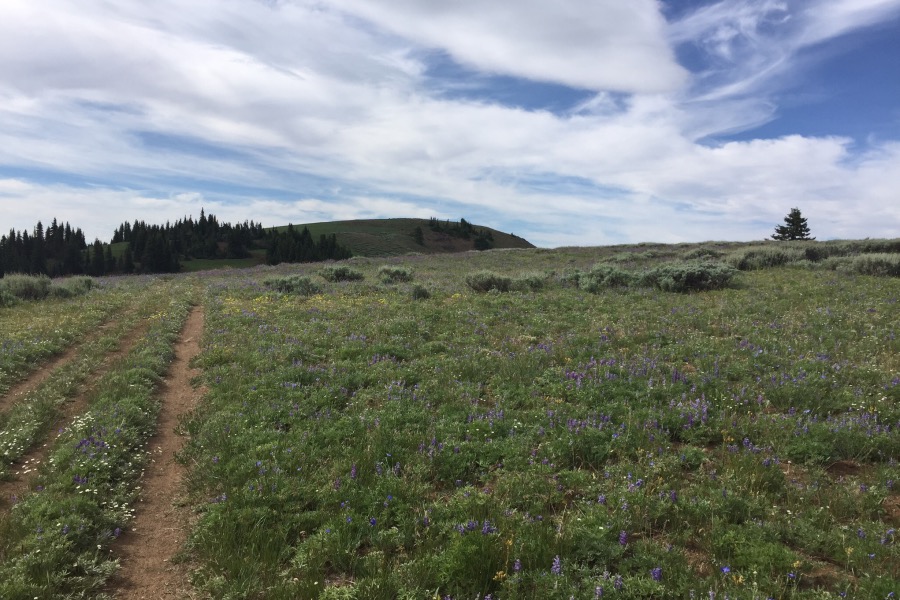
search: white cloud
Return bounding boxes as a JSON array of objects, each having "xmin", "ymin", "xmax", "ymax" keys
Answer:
[
  {"xmin": 0, "ymin": 0, "xmax": 899, "ymax": 247},
  {"xmin": 326, "ymin": 0, "xmax": 688, "ymax": 93}
]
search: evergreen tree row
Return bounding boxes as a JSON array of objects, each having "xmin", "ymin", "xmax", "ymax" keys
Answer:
[
  {"xmin": 112, "ymin": 208, "xmax": 265, "ymax": 261},
  {"xmin": 266, "ymin": 225, "xmax": 352, "ymax": 265},
  {"xmin": 3, "ymin": 210, "xmax": 357, "ymax": 279},
  {"xmin": 428, "ymin": 217, "xmax": 495, "ymax": 250},
  {"xmin": 0, "ymin": 219, "xmax": 88, "ymax": 277}
]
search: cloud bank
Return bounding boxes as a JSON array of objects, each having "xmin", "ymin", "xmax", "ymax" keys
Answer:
[{"xmin": 0, "ymin": 0, "xmax": 899, "ymax": 246}]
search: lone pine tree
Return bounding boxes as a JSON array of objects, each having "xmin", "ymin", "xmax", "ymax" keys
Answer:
[{"xmin": 772, "ymin": 207, "xmax": 814, "ymax": 241}]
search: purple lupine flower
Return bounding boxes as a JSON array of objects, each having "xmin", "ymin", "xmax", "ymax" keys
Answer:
[
  {"xmin": 619, "ymin": 531, "xmax": 628, "ymax": 545},
  {"xmin": 369, "ymin": 517, "xmax": 376, "ymax": 527},
  {"xmin": 651, "ymin": 567, "xmax": 662, "ymax": 581},
  {"xmin": 551, "ymin": 555, "xmax": 562, "ymax": 575},
  {"xmin": 350, "ymin": 464, "xmax": 357, "ymax": 479},
  {"xmin": 513, "ymin": 559, "xmax": 522, "ymax": 573}
]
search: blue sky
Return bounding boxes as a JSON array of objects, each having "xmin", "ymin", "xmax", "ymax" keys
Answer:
[{"xmin": 1, "ymin": 0, "xmax": 899, "ymax": 246}]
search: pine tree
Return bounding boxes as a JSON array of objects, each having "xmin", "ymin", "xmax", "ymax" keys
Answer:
[{"xmin": 772, "ymin": 208, "xmax": 814, "ymax": 241}]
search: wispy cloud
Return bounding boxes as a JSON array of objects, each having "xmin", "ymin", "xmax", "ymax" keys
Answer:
[{"xmin": 1, "ymin": 0, "xmax": 899, "ymax": 246}]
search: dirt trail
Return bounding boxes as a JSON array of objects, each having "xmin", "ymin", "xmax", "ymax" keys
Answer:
[
  {"xmin": 0, "ymin": 319, "xmax": 152, "ymax": 508},
  {"xmin": 111, "ymin": 306, "xmax": 205, "ymax": 600}
]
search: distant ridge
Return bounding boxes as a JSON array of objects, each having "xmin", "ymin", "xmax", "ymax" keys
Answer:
[{"xmin": 270, "ymin": 218, "xmax": 535, "ymax": 258}]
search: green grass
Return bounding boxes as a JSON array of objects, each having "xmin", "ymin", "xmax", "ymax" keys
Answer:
[
  {"xmin": 0, "ymin": 278, "xmax": 137, "ymax": 394},
  {"xmin": 1, "ymin": 242, "xmax": 898, "ymax": 598},
  {"xmin": 180, "ymin": 249, "xmax": 267, "ymax": 272},
  {"xmin": 269, "ymin": 218, "xmax": 535, "ymax": 257},
  {"xmin": 0, "ymin": 280, "xmax": 196, "ymax": 598},
  {"xmin": 181, "ymin": 251, "xmax": 899, "ymax": 599}
]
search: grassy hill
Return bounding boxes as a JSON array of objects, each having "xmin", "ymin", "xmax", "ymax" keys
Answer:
[
  {"xmin": 271, "ymin": 218, "xmax": 535, "ymax": 257},
  {"xmin": 176, "ymin": 218, "xmax": 534, "ymax": 271}
]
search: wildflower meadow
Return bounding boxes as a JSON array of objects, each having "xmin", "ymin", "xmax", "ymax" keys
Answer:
[{"xmin": 0, "ymin": 242, "xmax": 898, "ymax": 598}]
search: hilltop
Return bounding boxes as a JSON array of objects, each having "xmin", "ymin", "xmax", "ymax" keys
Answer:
[{"xmin": 269, "ymin": 217, "xmax": 535, "ymax": 257}]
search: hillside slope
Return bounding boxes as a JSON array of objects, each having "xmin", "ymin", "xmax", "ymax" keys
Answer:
[{"xmin": 273, "ymin": 218, "xmax": 535, "ymax": 257}]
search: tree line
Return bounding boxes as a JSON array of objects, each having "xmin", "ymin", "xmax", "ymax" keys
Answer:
[
  {"xmin": 1, "ymin": 209, "xmax": 352, "ymax": 278},
  {"xmin": 428, "ymin": 217, "xmax": 495, "ymax": 250}
]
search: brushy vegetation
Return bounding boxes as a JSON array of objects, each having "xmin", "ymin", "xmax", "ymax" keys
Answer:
[
  {"xmin": 263, "ymin": 274, "xmax": 322, "ymax": 296},
  {"xmin": 0, "ymin": 273, "xmax": 52, "ymax": 301},
  {"xmin": 1, "ymin": 239, "xmax": 898, "ymax": 599},
  {"xmin": 410, "ymin": 283, "xmax": 431, "ymax": 300},
  {"xmin": 641, "ymin": 261, "xmax": 737, "ymax": 293},
  {"xmin": 0, "ymin": 274, "xmax": 96, "ymax": 304},
  {"xmin": 49, "ymin": 275, "xmax": 95, "ymax": 298},
  {"xmin": 378, "ymin": 265, "xmax": 414, "ymax": 284},
  {"xmin": 827, "ymin": 253, "xmax": 900, "ymax": 277},
  {"xmin": 576, "ymin": 262, "xmax": 736, "ymax": 293},
  {"xmin": 466, "ymin": 270, "xmax": 513, "ymax": 292},
  {"xmin": 319, "ymin": 265, "xmax": 365, "ymax": 282},
  {"xmin": 578, "ymin": 265, "xmax": 634, "ymax": 291}
]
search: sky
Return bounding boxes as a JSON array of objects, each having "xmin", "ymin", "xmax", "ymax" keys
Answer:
[{"xmin": 1, "ymin": 0, "xmax": 899, "ymax": 247}]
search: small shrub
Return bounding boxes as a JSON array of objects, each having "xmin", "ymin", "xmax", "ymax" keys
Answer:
[
  {"xmin": 319, "ymin": 266, "xmax": 364, "ymax": 282},
  {"xmin": 840, "ymin": 253, "xmax": 900, "ymax": 277},
  {"xmin": 263, "ymin": 275, "xmax": 321, "ymax": 295},
  {"xmin": 642, "ymin": 261, "xmax": 737, "ymax": 292},
  {"xmin": 0, "ymin": 273, "xmax": 52, "ymax": 300},
  {"xmin": 50, "ymin": 276, "xmax": 95, "ymax": 298},
  {"xmin": 682, "ymin": 247, "xmax": 723, "ymax": 260},
  {"xmin": 0, "ymin": 288, "xmax": 19, "ymax": 307},
  {"xmin": 512, "ymin": 272, "xmax": 547, "ymax": 292},
  {"xmin": 579, "ymin": 265, "xmax": 634, "ymax": 292},
  {"xmin": 378, "ymin": 266, "xmax": 413, "ymax": 284},
  {"xmin": 465, "ymin": 270, "xmax": 512, "ymax": 293},
  {"xmin": 411, "ymin": 284, "xmax": 431, "ymax": 300},
  {"xmin": 558, "ymin": 269, "xmax": 583, "ymax": 288},
  {"xmin": 726, "ymin": 247, "xmax": 805, "ymax": 271}
]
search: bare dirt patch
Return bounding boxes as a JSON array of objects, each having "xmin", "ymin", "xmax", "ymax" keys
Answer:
[
  {"xmin": 110, "ymin": 306, "xmax": 205, "ymax": 600},
  {"xmin": 884, "ymin": 495, "xmax": 900, "ymax": 526},
  {"xmin": 825, "ymin": 459, "xmax": 864, "ymax": 478}
]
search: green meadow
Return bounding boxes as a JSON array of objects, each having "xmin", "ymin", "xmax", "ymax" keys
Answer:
[{"xmin": 0, "ymin": 240, "xmax": 898, "ymax": 599}]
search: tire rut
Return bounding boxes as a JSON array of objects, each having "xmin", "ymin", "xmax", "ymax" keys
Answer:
[
  {"xmin": 110, "ymin": 305, "xmax": 206, "ymax": 600},
  {"xmin": 0, "ymin": 315, "xmax": 121, "ymax": 412},
  {"xmin": 0, "ymin": 316, "xmax": 153, "ymax": 508}
]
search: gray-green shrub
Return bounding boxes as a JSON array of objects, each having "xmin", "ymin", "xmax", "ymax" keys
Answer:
[
  {"xmin": 578, "ymin": 265, "xmax": 634, "ymax": 292},
  {"xmin": 830, "ymin": 253, "xmax": 900, "ymax": 277},
  {"xmin": 682, "ymin": 247, "xmax": 724, "ymax": 260},
  {"xmin": 0, "ymin": 288, "xmax": 19, "ymax": 307},
  {"xmin": 512, "ymin": 272, "xmax": 547, "ymax": 292},
  {"xmin": 411, "ymin": 284, "xmax": 431, "ymax": 300},
  {"xmin": 319, "ymin": 266, "xmax": 364, "ymax": 282},
  {"xmin": 263, "ymin": 275, "xmax": 321, "ymax": 295},
  {"xmin": 0, "ymin": 273, "xmax": 52, "ymax": 300},
  {"xmin": 726, "ymin": 247, "xmax": 806, "ymax": 271},
  {"xmin": 642, "ymin": 261, "xmax": 737, "ymax": 292},
  {"xmin": 465, "ymin": 270, "xmax": 512, "ymax": 293},
  {"xmin": 50, "ymin": 276, "xmax": 95, "ymax": 298},
  {"xmin": 378, "ymin": 265, "xmax": 413, "ymax": 284}
]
